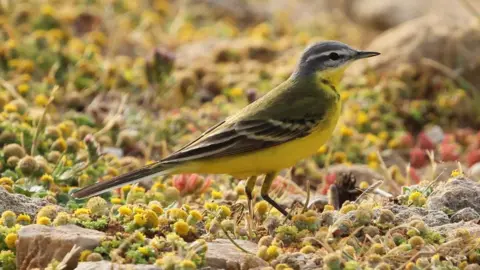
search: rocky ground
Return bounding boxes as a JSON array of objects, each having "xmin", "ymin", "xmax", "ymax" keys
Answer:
[{"xmin": 0, "ymin": 0, "xmax": 479, "ymax": 269}]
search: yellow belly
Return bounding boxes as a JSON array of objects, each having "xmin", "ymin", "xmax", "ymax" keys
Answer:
[{"xmin": 173, "ymin": 103, "xmax": 342, "ymax": 178}]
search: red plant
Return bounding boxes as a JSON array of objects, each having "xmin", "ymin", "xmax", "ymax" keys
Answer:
[
  {"xmin": 439, "ymin": 143, "xmax": 460, "ymax": 162},
  {"xmin": 400, "ymin": 132, "xmax": 414, "ymax": 148},
  {"xmin": 410, "ymin": 148, "xmax": 427, "ymax": 168},
  {"xmin": 417, "ymin": 132, "xmax": 435, "ymax": 150},
  {"xmin": 408, "ymin": 167, "xmax": 420, "ymax": 184},
  {"xmin": 172, "ymin": 174, "xmax": 212, "ymax": 196},
  {"xmin": 320, "ymin": 172, "xmax": 336, "ymax": 195},
  {"xmin": 467, "ymin": 149, "xmax": 480, "ymax": 168}
]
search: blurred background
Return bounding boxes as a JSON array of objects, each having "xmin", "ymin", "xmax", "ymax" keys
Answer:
[{"xmin": 0, "ymin": 0, "xmax": 479, "ymax": 200}]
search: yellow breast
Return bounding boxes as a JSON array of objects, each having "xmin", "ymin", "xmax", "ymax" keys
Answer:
[{"xmin": 175, "ymin": 101, "xmax": 342, "ymax": 178}]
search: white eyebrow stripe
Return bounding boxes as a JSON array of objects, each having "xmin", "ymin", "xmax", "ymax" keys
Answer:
[{"xmin": 306, "ymin": 48, "xmax": 352, "ymax": 62}]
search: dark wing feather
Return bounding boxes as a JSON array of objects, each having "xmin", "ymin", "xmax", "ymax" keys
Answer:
[{"xmin": 160, "ymin": 118, "xmax": 320, "ymax": 163}]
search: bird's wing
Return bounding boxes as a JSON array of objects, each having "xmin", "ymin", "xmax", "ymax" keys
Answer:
[{"xmin": 160, "ymin": 117, "xmax": 322, "ymax": 163}]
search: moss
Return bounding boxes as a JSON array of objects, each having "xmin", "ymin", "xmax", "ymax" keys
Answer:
[
  {"xmin": 85, "ymin": 196, "xmax": 109, "ymax": 216},
  {"xmin": 3, "ymin": 144, "xmax": 26, "ymax": 159}
]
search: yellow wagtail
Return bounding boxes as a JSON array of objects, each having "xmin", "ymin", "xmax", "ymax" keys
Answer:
[{"xmin": 72, "ymin": 41, "xmax": 380, "ymax": 217}]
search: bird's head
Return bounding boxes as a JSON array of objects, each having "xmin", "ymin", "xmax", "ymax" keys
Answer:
[{"xmin": 294, "ymin": 41, "xmax": 380, "ymax": 83}]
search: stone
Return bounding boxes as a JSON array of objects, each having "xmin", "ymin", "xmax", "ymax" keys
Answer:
[
  {"xmin": 380, "ymin": 149, "xmax": 408, "ymax": 175},
  {"xmin": 0, "ymin": 186, "xmax": 59, "ymax": 218},
  {"xmin": 469, "ymin": 162, "xmax": 480, "ymax": 180},
  {"xmin": 75, "ymin": 261, "xmax": 161, "ymax": 270},
  {"xmin": 206, "ymin": 239, "xmax": 268, "ymax": 270},
  {"xmin": 386, "ymin": 204, "xmax": 449, "ymax": 227},
  {"xmin": 271, "ymin": 252, "xmax": 320, "ymax": 270},
  {"xmin": 346, "ymin": 15, "xmax": 480, "ymax": 89},
  {"xmin": 432, "ymin": 221, "xmax": 480, "ymax": 239},
  {"xmin": 451, "ymin": 207, "xmax": 480, "ymax": 223},
  {"xmin": 342, "ymin": 0, "xmax": 480, "ymax": 31},
  {"xmin": 426, "ymin": 177, "xmax": 480, "ymax": 214},
  {"xmin": 16, "ymin": 224, "xmax": 105, "ymax": 270}
]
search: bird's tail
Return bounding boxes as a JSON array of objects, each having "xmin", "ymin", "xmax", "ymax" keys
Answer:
[{"xmin": 71, "ymin": 162, "xmax": 176, "ymax": 199}]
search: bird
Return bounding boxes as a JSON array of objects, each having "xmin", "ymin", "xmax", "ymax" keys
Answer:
[{"xmin": 72, "ymin": 40, "xmax": 380, "ymax": 218}]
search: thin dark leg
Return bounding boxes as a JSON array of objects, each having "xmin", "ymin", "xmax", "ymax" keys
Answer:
[
  {"xmin": 245, "ymin": 175, "xmax": 257, "ymax": 239},
  {"xmin": 245, "ymin": 175, "xmax": 257, "ymax": 219},
  {"xmin": 261, "ymin": 172, "xmax": 290, "ymax": 218}
]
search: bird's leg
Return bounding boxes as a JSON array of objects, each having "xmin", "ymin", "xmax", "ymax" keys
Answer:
[
  {"xmin": 245, "ymin": 175, "xmax": 257, "ymax": 219},
  {"xmin": 261, "ymin": 172, "xmax": 290, "ymax": 218},
  {"xmin": 245, "ymin": 175, "xmax": 257, "ymax": 239}
]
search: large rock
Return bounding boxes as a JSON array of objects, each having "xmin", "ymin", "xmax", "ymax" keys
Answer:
[
  {"xmin": 450, "ymin": 207, "xmax": 480, "ymax": 223},
  {"xmin": 432, "ymin": 221, "xmax": 480, "ymax": 239},
  {"xmin": 271, "ymin": 252, "xmax": 320, "ymax": 270},
  {"xmin": 206, "ymin": 239, "xmax": 268, "ymax": 270},
  {"xmin": 0, "ymin": 187, "xmax": 58, "ymax": 218},
  {"xmin": 16, "ymin": 225, "xmax": 105, "ymax": 270},
  {"xmin": 342, "ymin": 0, "xmax": 480, "ymax": 31},
  {"xmin": 426, "ymin": 177, "xmax": 480, "ymax": 214},
  {"xmin": 76, "ymin": 261, "xmax": 161, "ymax": 270},
  {"xmin": 385, "ymin": 204, "xmax": 450, "ymax": 227},
  {"xmin": 347, "ymin": 15, "xmax": 480, "ymax": 88}
]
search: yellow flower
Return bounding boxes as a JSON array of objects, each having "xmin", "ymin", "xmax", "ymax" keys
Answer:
[
  {"xmin": 204, "ymin": 202, "xmax": 218, "ymax": 212},
  {"xmin": 34, "ymin": 94, "xmax": 49, "ymax": 107},
  {"xmin": 74, "ymin": 208, "xmax": 91, "ymax": 216},
  {"xmin": 40, "ymin": 174, "xmax": 54, "ymax": 184},
  {"xmin": 229, "ymin": 87, "xmax": 243, "ymax": 98},
  {"xmin": 134, "ymin": 232, "xmax": 146, "ymax": 242},
  {"xmin": 151, "ymin": 182, "xmax": 165, "ymax": 191},
  {"xmin": 368, "ymin": 161, "xmax": 379, "ymax": 169},
  {"xmin": 122, "ymin": 185, "xmax": 132, "ymax": 193},
  {"xmin": 138, "ymin": 246, "xmax": 150, "ymax": 255},
  {"xmin": 332, "ymin": 152, "xmax": 347, "ymax": 163},
  {"xmin": 179, "ymin": 259, "xmax": 196, "ymax": 269},
  {"xmin": 143, "ymin": 210, "xmax": 159, "ymax": 228},
  {"xmin": 450, "ymin": 169, "xmax": 462, "ymax": 178},
  {"xmin": 79, "ymin": 250, "xmax": 92, "ymax": 262},
  {"xmin": 218, "ymin": 205, "xmax": 231, "ymax": 218},
  {"xmin": 17, "ymin": 84, "xmax": 30, "ymax": 95},
  {"xmin": 359, "ymin": 181, "xmax": 369, "ymax": 190},
  {"xmin": 148, "ymin": 203, "xmax": 164, "ymax": 215},
  {"xmin": 5, "ymin": 233, "xmax": 17, "ymax": 249},
  {"xmin": 340, "ymin": 126, "xmax": 354, "ymax": 137},
  {"xmin": 0, "ymin": 177, "xmax": 14, "ymax": 186},
  {"xmin": 173, "ymin": 220, "xmax": 189, "ymax": 236},
  {"xmin": 111, "ymin": 197, "xmax": 122, "ymax": 204},
  {"xmin": 250, "ymin": 23, "xmax": 271, "ymax": 39},
  {"xmin": 16, "ymin": 214, "xmax": 31, "ymax": 225},
  {"xmin": 365, "ymin": 133, "xmax": 380, "ymax": 145},
  {"xmin": 356, "ymin": 111, "xmax": 368, "ymax": 125},
  {"xmin": 3, "ymin": 103, "xmax": 17, "ymax": 113},
  {"xmin": 317, "ymin": 145, "xmax": 328, "ymax": 154},
  {"xmin": 378, "ymin": 131, "xmax": 389, "ymax": 140},
  {"xmin": 255, "ymin": 201, "xmax": 269, "ymax": 216},
  {"xmin": 37, "ymin": 216, "xmax": 51, "ymax": 225},
  {"xmin": 189, "ymin": 210, "xmax": 202, "ymax": 222},
  {"xmin": 211, "ymin": 190, "xmax": 223, "ymax": 200},
  {"xmin": 367, "ymin": 152, "xmax": 378, "ymax": 162},
  {"xmin": 266, "ymin": 245, "xmax": 280, "ymax": 259},
  {"xmin": 323, "ymin": 205, "xmax": 335, "ymax": 212},
  {"xmin": 132, "ymin": 186, "xmax": 145, "ymax": 193},
  {"xmin": 41, "ymin": 4, "xmax": 54, "ymax": 16},
  {"xmin": 118, "ymin": 205, "xmax": 133, "ymax": 216},
  {"xmin": 133, "ymin": 207, "xmax": 144, "ymax": 214},
  {"xmin": 134, "ymin": 213, "xmax": 146, "ymax": 226}
]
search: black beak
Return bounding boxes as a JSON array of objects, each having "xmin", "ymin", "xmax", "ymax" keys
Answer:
[{"xmin": 355, "ymin": 50, "xmax": 380, "ymax": 59}]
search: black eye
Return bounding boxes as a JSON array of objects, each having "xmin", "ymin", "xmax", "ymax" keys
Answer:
[{"xmin": 329, "ymin": 52, "xmax": 340, "ymax": 60}]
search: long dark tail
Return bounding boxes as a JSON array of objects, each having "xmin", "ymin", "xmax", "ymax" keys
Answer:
[{"xmin": 71, "ymin": 162, "xmax": 175, "ymax": 199}]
